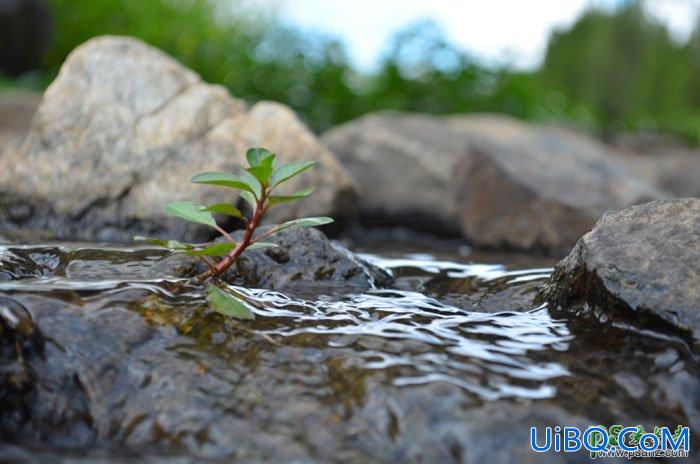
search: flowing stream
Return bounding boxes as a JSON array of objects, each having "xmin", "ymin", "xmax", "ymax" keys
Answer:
[{"xmin": 0, "ymin": 242, "xmax": 696, "ymax": 462}]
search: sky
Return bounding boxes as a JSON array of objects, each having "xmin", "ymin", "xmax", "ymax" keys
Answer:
[{"xmin": 252, "ymin": 0, "xmax": 700, "ymax": 70}]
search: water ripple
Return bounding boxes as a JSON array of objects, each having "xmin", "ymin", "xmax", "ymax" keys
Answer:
[
  {"xmin": 0, "ymin": 245, "xmax": 571, "ymax": 401},
  {"xmin": 231, "ymin": 284, "xmax": 572, "ymax": 400}
]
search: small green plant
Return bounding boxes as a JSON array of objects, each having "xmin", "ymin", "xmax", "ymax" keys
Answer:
[{"xmin": 138, "ymin": 147, "xmax": 332, "ymax": 319}]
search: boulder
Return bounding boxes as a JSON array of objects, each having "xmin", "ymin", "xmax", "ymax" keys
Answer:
[
  {"xmin": 322, "ymin": 112, "xmax": 468, "ymax": 234},
  {"xmin": 0, "ymin": 36, "xmax": 356, "ymax": 241},
  {"xmin": 544, "ymin": 198, "xmax": 700, "ymax": 341},
  {"xmin": 452, "ymin": 119, "xmax": 666, "ymax": 254},
  {"xmin": 223, "ymin": 227, "xmax": 392, "ymax": 293},
  {"xmin": 616, "ymin": 150, "xmax": 700, "ymax": 198},
  {"xmin": 322, "ymin": 112, "xmax": 665, "ymax": 254},
  {"xmin": 610, "ymin": 131, "xmax": 689, "ymax": 154},
  {"xmin": 610, "ymin": 132, "xmax": 700, "ymax": 198}
]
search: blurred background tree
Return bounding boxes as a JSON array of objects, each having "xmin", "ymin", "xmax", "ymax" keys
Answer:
[
  {"xmin": 541, "ymin": 2, "xmax": 698, "ymax": 141},
  {"xmin": 1, "ymin": 0, "xmax": 698, "ymax": 144}
]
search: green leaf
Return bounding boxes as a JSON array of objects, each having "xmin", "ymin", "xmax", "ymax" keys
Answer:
[
  {"xmin": 246, "ymin": 148, "xmax": 275, "ymax": 167},
  {"xmin": 163, "ymin": 201, "xmax": 217, "ymax": 227},
  {"xmin": 268, "ymin": 216, "xmax": 334, "ymax": 235},
  {"xmin": 134, "ymin": 236, "xmax": 194, "ymax": 250},
  {"xmin": 269, "ymin": 161, "xmax": 316, "ymax": 188},
  {"xmin": 246, "ymin": 165, "xmax": 274, "ymax": 185},
  {"xmin": 240, "ymin": 191, "xmax": 257, "ymax": 209},
  {"xmin": 185, "ymin": 242, "xmax": 236, "ymax": 257},
  {"xmin": 246, "ymin": 242, "xmax": 278, "ymax": 251},
  {"xmin": 268, "ymin": 187, "xmax": 315, "ymax": 206},
  {"xmin": 201, "ymin": 203, "xmax": 245, "ymax": 220},
  {"xmin": 206, "ymin": 284, "xmax": 255, "ymax": 320},
  {"xmin": 240, "ymin": 171, "xmax": 263, "ymax": 198},
  {"xmin": 191, "ymin": 172, "xmax": 257, "ymax": 194}
]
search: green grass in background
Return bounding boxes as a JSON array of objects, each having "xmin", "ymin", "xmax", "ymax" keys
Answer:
[{"xmin": 3, "ymin": 0, "xmax": 699, "ymax": 145}]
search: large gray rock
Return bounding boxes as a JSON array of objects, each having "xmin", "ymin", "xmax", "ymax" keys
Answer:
[
  {"xmin": 0, "ymin": 36, "xmax": 356, "ymax": 241},
  {"xmin": 323, "ymin": 112, "xmax": 665, "ymax": 254},
  {"xmin": 610, "ymin": 131, "xmax": 690, "ymax": 154},
  {"xmin": 544, "ymin": 198, "xmax": 700, "ymax": 341},
  {"xmin": 322, "ymin": 112, "xmax": 468, "ymax": 234},
  {"xmin": 610, "ymin": 132, "xmax": 700, "ymax": 198},
  {"xmin": 616, "ymin": 150, "xmax": 700, "ymax": 198}
]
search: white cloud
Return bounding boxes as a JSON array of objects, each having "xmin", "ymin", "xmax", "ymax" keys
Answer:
[{"xmin": 645, "ymin": 0, "xmax": 700, "ymax": 42}]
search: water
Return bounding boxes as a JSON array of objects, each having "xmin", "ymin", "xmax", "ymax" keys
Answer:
[
  {"xmin": 0, "ymin": 243, "xmax": 568, "ymax": 399},
  {"xmin": 0, "ymin": 242, "xmax": 697, "ymax": 462}
]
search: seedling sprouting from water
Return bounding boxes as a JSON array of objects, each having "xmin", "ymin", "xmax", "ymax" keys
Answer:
[{"xmin": 138, "ymin": 147, "xmax": 332, "ymax": 319}]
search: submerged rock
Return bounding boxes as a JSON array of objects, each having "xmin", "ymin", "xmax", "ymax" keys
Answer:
[
  {"xmin": 323, "ymin": 112, "xmax": 665, "ymax": 254},
  {"xmin": 64, "ymin": 227, "xmax": 391, "ymax": 294},
  {"xmin": 544, "ymin": 198, "xmax": 700, "ymax": 341},
  {"xmin": 1, "ymin": 238, "xmax": 696, "ymax": 461},
  {"xmin": 0, "ymin": 296, "xmax": 49, "ymax": 438},
  {"xmin": 0, "ymin": 36, "xmax": 356, "ymax": 241},
  {"xmin": 0, "ymin": 292, "xmax": 614, "ymax": 463},
  {"xmin": 225, "ymin": 227, "xmax": 392, "ymax": 293}
]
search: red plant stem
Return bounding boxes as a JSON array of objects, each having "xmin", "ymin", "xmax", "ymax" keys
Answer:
[
  {"xmin": 213, "ymin": 224, "xmax": 235, "ymax": 244},
  {"xmin": 195, "ymin": 192, "xmax": 266, "ymax": 283}
]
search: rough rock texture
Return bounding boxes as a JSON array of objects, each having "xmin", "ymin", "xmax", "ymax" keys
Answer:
[
  {"xmin": 0, "ymin": 294, "xmax": 616, "ymax": 463},
  {"xmin": 224, "ymin": 227, "xmax": 392, "ymax": 293},
  {"xmin": 0, "ymin": 36, "xmax": 356, "ymax": 241},
  {"xmin": 545, "ymin": 198, "xmax": 700, "ymax": 341},
  {"xmin": 323, "ymin": 112, "xmax": 665, "ymax": 254}
]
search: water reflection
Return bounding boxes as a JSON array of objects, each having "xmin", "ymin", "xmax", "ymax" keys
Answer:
[
  {"xmin": 1, "ymin": 243, "xmax": 697, "ymax": 462},
  {"xmin": 1, "ymin": 245, "xmax": 571, "ymax": 401}
]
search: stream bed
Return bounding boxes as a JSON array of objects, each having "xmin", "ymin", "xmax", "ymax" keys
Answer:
[{"xmin": 0, "ymin": 241, "xmax": 697, "ymax": 463}]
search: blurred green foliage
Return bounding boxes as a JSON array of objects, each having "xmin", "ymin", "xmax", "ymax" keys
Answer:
[
  {"xmin": 2, "ymin": 0, "xmax": 699, "ymax": 144},
  {"xmin": 541, "ymin": 2, "xmax": 700, "ymax": 143}
]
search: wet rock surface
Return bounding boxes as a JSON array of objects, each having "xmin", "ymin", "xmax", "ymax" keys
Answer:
[
  {"xmin": 0, "ymin": 36, "xmax": 356, "ymax": 241},
  {"xmin": 0, "ymin": 291, "xmax": 618, "ymax": 463},
  {"xmin": 323, "ymin": 112, "xmax": 665, "ymax": 254},
  {"xmin": 544, "ymin": 198, "xmax": 700, "ymax": 342},
  {"xmin": 60, "ymin": 227, "xmax": 392, "ymax": 295},
  {"xmin": 223, "ymin": 227, "xmax": 393, "ymax": 294},
  {"xmin": 1, "ymin": 236, "xmax": 697, "ymax": 462}
]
